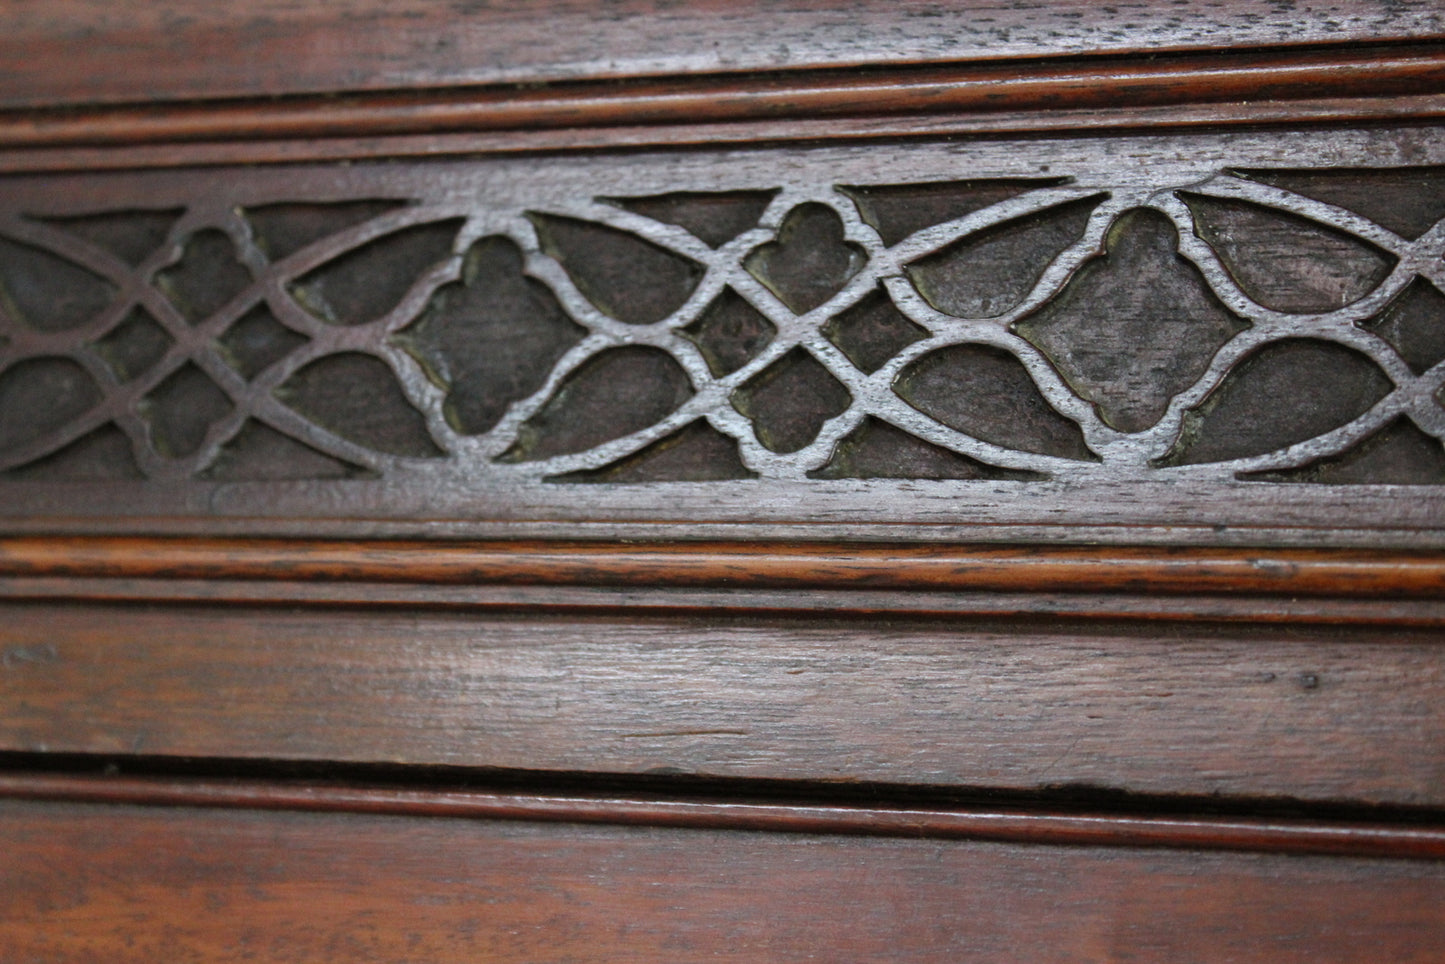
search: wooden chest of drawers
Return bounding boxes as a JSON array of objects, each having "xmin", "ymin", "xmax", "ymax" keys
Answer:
[{"xmin": 2, "ymin": 2, "xmax": 1444, "ymax": 959}]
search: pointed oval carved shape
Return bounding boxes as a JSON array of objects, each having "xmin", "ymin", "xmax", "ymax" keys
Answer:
[
  {"xmin": 896, "ymin": 344, "xmax": 1095, "ymax": 460},
  {"xmin": 529, "ymin": 213, "xmax": 702, "ymax": 325},
  {"xmin": 1183, "ymin": 194, "xmax": 1397, "ymax": 313},
  {"xmin": 1159, "ymin": 339, "xmax": 1394, "ymax": 466},
  {"xmin": 905, "ymin": 196, "xmax": 1101, "ymax": 320},
  {"xmin": 0, "ymin": 237, "xmax": 116, "ymax": 333},
  {"xmin": 501, "ymin": 346, "xmax": 694, "ymax": 462},
  {"xmin": 277, "ymin": 352, "xmax": 444, "ymax": 459},
  {"xmin": 0, "ymin": 357, "xmax": 103, "ymax": 453}
]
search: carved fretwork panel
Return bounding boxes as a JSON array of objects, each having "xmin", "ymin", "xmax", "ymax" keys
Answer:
[{"xmin": 2, "ymin": 129, "xmax": 1443, "ymax": 540}]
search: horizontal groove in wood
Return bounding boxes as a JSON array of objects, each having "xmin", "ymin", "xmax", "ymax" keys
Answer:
[
  {"xmin": 7, "ymin": 800, "xmax": 1445, "ymax": 964},
  {"xmin": 9, "ymin": 799, "xmax": 1445, "ymax": 964},
  {"xmin": 2, "ymin": 574, "xmax": 1443, "ymax": 625},
  {"xmin": 2, "ymin": 537, "xmax": 1441, "ymax": 599},
  {"xmin": 5, "ymin": 93, "xmax": 1445, "ymax": 173},
  {"xmin": 2, "ymin": 577, "xmax": 1442, "ymax": 626},
  {"xmin": 1, "ymin": 773, "xmax": 1441, "ymax": 861},
  {"xmin": 2, "ymin": 44, "xmax": 1441, "ymax": 150}
]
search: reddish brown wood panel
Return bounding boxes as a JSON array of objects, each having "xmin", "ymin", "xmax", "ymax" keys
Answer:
[
  {"xmin": 7, "ymin": 773, "xmax": 1445, "ymax": 860},
  {"xmin": 8, "ymin": 95, "xmax": 1445, "ymax": 174},
  {"xmin": 3, "ymin": 601, "xmax": 1442, "ymax": 805},
  {"xmin": 2, "ymin": 798, "xmax": 1443, "ymax": 963},
  {"xmin": 3, "ymin": 2, "xmax": 1442, "ymax": 110},
  {"xmin": 5, "ymin": 535, "xmax": 1444, "ymax": 621},
  {"xmin": 6, "ymin": 537, "xmax": 1445, "ymax": 597},
  {"xmin": 5, "ymin": 44, "xmax": 1443, "ymax": 151}
]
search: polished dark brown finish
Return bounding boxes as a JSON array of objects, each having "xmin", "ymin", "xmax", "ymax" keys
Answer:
[
  {"xmin": 7, "ymin": 576, "xmax": 1445, "ymax": 625},
  {"xmin": 5, "ymin": 2, "xmax": 1444, "ymax": 957},
  {"xmin": 2, "ymin": 536, "xmax": 1443, "ymax": 597},
  {"xmin": 3, "ymin": 601, "xmax": 1442, "ymax": 805},
  {"xmin": 5, "ymin": 1, "xmax": 1442, "ymax": 109},
  {"xmin": 3, "ymin": 44, "xmax": 1443, "ymax": 150},
  {"xmin": 8, "ymin": 94, "xmax": 1445, "ymax": 175},
  {"xmin": 5, "ymin": 773, "xmax": 1444, "ymax": 860},
  {"xmin": 3, "ymin": 798, "xmax": 1443, "ymax": 963}
]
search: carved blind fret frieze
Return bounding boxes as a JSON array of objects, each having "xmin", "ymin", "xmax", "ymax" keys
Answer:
[{"xmin": 1, "ymin": 129, "xmax": 1443, "ymax": 537}]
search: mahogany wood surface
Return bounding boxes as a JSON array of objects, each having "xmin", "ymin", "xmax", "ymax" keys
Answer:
[
  {"xmin": 4, "ymin": 536, "xmax": 1443, "ymax": 597},
  {"xmin": 4, "ymin": 535, "xmax": 1444, "ymax": 621},
  {"xmin": 7, "ymin": 94, "xmax": 1445, "ymax": 175},
  {"xmin": 3, "ymin": 797, "xmax": 1444, "ymax": 963},
  {"xmin": 11, "ymin": 578, "xmax": 1445, "ymax": 630},
  {"xmin": 3, "ymin": 601, "xmax": 1441, "ymax": 806},
  {"xmin": 9, "ymin": 576, "xmax": 1445, "ymax": 626},
  {"xmin": 4, "ymin": 44, "xmax": 1442, "ymax": 151},
  {"xmin": 4, "ymin": 1, "xmax": 1442, "ymax": 110},
  {"xmin": 3, "ymin": 1, "xmax": 1444, "ymax": 957},
  {"xmin": 4, "ymin": 772, "xmax": 1443, "ymax": 860}
]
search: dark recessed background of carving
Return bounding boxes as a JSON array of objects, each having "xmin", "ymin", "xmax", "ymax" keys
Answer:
[{"xmin": 1, "ymin": 154, "xmax": 1443, "ymax": 490}]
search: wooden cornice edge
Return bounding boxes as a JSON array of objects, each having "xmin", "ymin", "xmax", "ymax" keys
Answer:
[{"xmin": 0, "ymin": 42, "xmax": 1441, "ymax": 156}]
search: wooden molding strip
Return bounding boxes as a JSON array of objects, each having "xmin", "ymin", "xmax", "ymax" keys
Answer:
[
  {"xmin": 1, "ymin": 772, "xmax": 1441, "ymax": 860},
  {"xmin": 1, "ymin": 537, "xmax": 1442, "ymax": 599},
  {"xmin": 2, "ymin": 44, "xmax": 1441, "ymax": 152},
  {"xmin": 3, "ymin": 577, "xmax": 1442, "ymax": 625},
  {"xmin": 5, "ymin": 93, "xmax": 1445, "ymax": 174}
]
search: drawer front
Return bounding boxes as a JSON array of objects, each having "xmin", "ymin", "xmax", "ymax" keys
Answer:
[
  {"xmin": 3, "ymin": 797, "xmax": 1445, "ymax": 964},
  {"xmin": 1, "ymin": 602, "xmax": 1442, "ymax": 806}
]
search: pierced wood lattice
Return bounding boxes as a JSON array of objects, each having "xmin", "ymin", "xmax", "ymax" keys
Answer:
[{"xmin": 2, "ymin": 133, "xmax": 1444, "ymax": 506}]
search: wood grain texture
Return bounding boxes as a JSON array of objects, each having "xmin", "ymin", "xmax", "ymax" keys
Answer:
[
  {"xmin": 2, "ymin": 601, "xmax": 1442, "ymax": 805},
  {"xmin": 5, "ymin": 3, "xmax": 1444, "ymax": 957},
  {"xmin": 3, "ymin": 44, "xmax": 1442, "ymax": 150},
  {"xmin": 5, "ymin": 577, "xmax": 1444, "ymax": 626},
  {"xmin": 2, "ymin": 798, "xmax": 1443, "ymax": 963},
  {"xmin": 1, "ymin": 536, "xmax": 1443, "ymax": 598},
  {"xmin": 8, "ymin": 94, "xmax": 1445, "ymax": 176},
  {"xmin": 4, "ymin": 131, "xmax": 1445, "ymax": 548},
  {"xmin": 3, "ymin": 2, "xmax": 1442, "ymax": 110},
  {"xmin": 4, "ymin": 772, "xmax": 1443, "ymax": 860},
  {"xmin": 7, "ymin": 94, "xmax": 1445, "ymax": 174}
]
